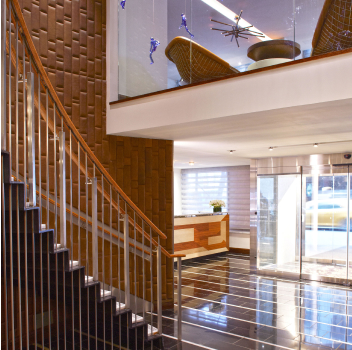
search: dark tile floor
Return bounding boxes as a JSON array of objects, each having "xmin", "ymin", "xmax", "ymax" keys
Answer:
[{"xmin": 160, "ymin": 252, "xmax": 352, "ymax": 350}]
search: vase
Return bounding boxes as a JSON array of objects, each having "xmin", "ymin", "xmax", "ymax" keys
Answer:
[{"xmin": 213, "ymin": 207, "xmax": 222, "ymax": 213}]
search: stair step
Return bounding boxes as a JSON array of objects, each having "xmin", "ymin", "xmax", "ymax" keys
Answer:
[
  {"xmin": 69, "ymin": 260, "xmax": 79, "ymax": 268},
  {"xmin": 115, "ymin": 302, "xmax": 126, "ymax": 311},
  {"xmin": 100, "ymin": 289, "xmax": 111, "ymax": 298},
  {"xmin": 85, "ymin": 275, "xmax": 94, "ymax": 284},
  {"xmin": 131, "ymin": 313, "xmax": 144, "ymax": 324},
  {"xmin": 148, "ymin": 324, "xmax": 158, "ymax": 336}
]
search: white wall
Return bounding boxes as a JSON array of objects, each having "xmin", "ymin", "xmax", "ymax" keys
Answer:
[{"xmin": 174, "ymin": 169, "xmax": 182, "ymax": 216}]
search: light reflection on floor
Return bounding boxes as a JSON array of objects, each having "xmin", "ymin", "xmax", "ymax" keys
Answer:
[{"xmin": 160, "ymin": 252, "xmax": 352, "ymax": 350}]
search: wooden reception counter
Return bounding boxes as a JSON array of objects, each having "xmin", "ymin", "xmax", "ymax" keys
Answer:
[{"xmin": 174, "ymin": 213, "xmax": 229, "ymax": 260}]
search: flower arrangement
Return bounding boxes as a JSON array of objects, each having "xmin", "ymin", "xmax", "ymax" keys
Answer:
[{"xmin": 209, "ymin": 200, "xmax": 226, "ymax": 208}]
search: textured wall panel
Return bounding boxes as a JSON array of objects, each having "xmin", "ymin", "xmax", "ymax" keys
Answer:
[{"xmin": 19, "ymin": 0, "xmax": 174, "ymax": 305}]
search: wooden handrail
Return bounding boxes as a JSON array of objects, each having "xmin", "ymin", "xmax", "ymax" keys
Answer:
[{"xmin": 8, "ymin": 0, "xmax": 167, "ymax": 241}]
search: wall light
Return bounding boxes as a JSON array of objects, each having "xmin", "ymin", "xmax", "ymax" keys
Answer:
[
  {"xmin": 313, "ymin": 143, "xmax": 318, "ymax": 147},
  {"xmin": 269, "ymin": 147, "xmax": 273, "ymax": 151},
  {"xmin": 229, "ymin": 150, "xmax": 235, "ymax": 154},
  {"xmin": 189, "ymin": 161, "xmax": 195, "ymax": 166}
]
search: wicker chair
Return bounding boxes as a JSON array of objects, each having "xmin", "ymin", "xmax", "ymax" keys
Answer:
[
  {"xmin": 165, "ymin": 36, "xmax": 239, "ymax": 84},
  {"xmin": 312, "ymin": 0, "xmax": 352, "ymax": 56}
]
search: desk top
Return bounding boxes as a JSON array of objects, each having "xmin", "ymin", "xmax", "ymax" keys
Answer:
[{"xmin": 175, "ymin": 212, "xmax": 228, "ymax": 218}]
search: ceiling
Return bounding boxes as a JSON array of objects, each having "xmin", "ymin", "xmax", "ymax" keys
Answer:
[
  {"xmin": 124, "ymin": 98, "xmax": 352, "ymax": 169},
  {"xmin": 167, "ymin": 0, "xmax": 325, "ymax": 83}
]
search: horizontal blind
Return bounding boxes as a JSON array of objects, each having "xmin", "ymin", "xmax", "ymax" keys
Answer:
[{"xmin": 181, "ymin": 166, "xmax": 250, "ymax": 230}]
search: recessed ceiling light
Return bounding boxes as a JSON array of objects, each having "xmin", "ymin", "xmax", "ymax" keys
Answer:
[
  {"xmin": 189, "ymin": 161, "xmax": 195, "ymax": 166},
  {"xmin": 202, "ymin": 0, "xmax": 271, "ymax": 41},
  {"xmin": 313, "ymin": 143, "xmax": 318, "ymax": 147},
  {"xmin": 269, "ymin": 147, "xmax": 273, "ymax": 151}
]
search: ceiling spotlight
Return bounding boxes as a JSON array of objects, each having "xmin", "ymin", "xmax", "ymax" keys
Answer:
[
  {"xmin": 189, "ymin": 161, "xmax": 195, "ymax": 166},
  {"xmin": 269, "ymin": 147, "xmax": 273, "ymax": 151},
  {"xmin": 313, "ymin": 143, "xmax": 318, "ymax": 147},
  {"xmin": 229, "ymin": 150, "xmax": 235, "ymax": 154}
]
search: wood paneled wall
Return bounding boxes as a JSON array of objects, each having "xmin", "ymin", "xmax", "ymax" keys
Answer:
[{"xmin": 19, "ymin": 0, "xmax": 174, "ymax": 305}]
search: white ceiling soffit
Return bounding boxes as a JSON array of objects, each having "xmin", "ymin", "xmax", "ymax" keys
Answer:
[{"xmin": 107, "ymin": 53, "xmax": 352, "ymax": 169}]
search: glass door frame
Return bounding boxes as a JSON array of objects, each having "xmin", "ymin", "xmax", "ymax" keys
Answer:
[
  {"xmin": 251, "ymin": 161, "xmax": 352, "ymax": 286},
  {"xmin": 300, "ymin": 164, "xmax": 351, "ymax": 285}
]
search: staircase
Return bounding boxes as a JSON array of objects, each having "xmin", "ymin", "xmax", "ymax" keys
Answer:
[
  {"xmin": 1, "ymin": 0, "xmax": 184, "ymax": 348},
  {"xmin": 2, "ymin": 150, "xmax": 162, "ymax": 349}
]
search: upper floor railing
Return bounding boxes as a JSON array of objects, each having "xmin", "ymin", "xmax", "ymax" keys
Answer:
[
  {"xmin": 114, "ymin": 0, "xmax": 352, "ymax": 102},
  {"xmin": 1, "ymin": 0, "xmax": 185, "ymax": 347}
]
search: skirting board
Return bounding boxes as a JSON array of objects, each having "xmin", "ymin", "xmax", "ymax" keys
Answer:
[{"xmin": 229, "ymin": 247, "xmax": 250, "ymax": 255}]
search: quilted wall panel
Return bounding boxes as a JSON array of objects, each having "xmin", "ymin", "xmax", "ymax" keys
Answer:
[{"xmin": 18, "ymin": 0, "xmax": 174, "ymax": 306}]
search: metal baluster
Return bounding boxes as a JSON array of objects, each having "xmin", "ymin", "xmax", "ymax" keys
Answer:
[
  {"xmin": 27, "ymin": 72, "xmax": 35, "ymax": 206},
  {"xmin": 38, "ymin": 74, "xmax": 41, "ymax": 220},
  {"xmin": 40, "ymin": 230, "xmax": 44, "ymax": 348},
  {"xmin": 142, "ymin": 221, "xmax": 145, "ymax": 350},
  {"xmin": 23, "ymin": 37, "xmax": 26, "ymax": 203},
  {"xmin": 53, "ymin": 108, "xmax": 57, "ymax": 244},
  {"xmin": 16, "ymin": 165, "xmax": 22, "ymax": 349},
  {"xmin": 32, "ymin": 206, "xmax": 37, "ymax": 348},
  {"xmin": 125, "ymin": 202, "xmax": 129, "ymax": 350},
  {"xmin": 1, "ymin": 0, "xmax": 7, "ymax": 151},
  {"xmin": 177, "ymin": 257, "xmax": 182, "ymax": 347},
  {"xmin": 85, "ymin": 153, "xmax": 90, "ymax": 350},
  {"xmin": 149, "ymin": 226, "xmax": 153, "ymax": 346},
  {"xmin": 102, "ymin": 174, "xmax": 106, "ymax": 348},
  {"xmin": 9, "ymin": 183, "xmax": 15, "ymax": 349},
  {"xmin": 8, "ymin": 2, "xmax": 11, "ymax": 156},
  {"xmin": 157, "ymin": 236, "xmax": 162, "ymax": 335},
  {"xmin": 15, "ymin": 20, "xmax": 18, "ymax": 178},
  {"xmin": 85, "ymin": 153, "xmax": 89, "ymax": 278},
  {"xmin": 47, "ymin": 218, "xmax": 51, "ymax": 350},
  {"xmin": 117, "ymin": 193, "xmax": 122, "ymax": 348},
  {"xmin": 59, "ymin": 130, "xmax": 66, "ymax": 247},
  {"xmin": 109, "ymin": 184, "xmax": 113, "ymax": 350},
  {"xmin": 2, "ymin": 156, "xmax": 9, "ymax": 349},
  {"xmin": 102, "ymin": 174, "xmax": 105, "ymax": 296},
  {"xmin": 92, "ymin": 177, "xmax": 98, "ymax": 281},
  {"xmin": 134, "ymin": 211, "xmax": 137, "ymax": 349},
  {"xmin": 78, "ymin": 143, "xmax": 81, "ymax": 265},
  {"xmin": 45, "ymin": 91, "xmax": 49, "ymax": 229},
  {"xmin": 24, "ymin": 195, "xmax": 29, "ymax": 347},
  {"xmin": 69, "ymin": 130, "xmax": 74, "ymax": 349},
  {"xmin": 124, "ymin": 212, "xmax": 130, "ymax": 308}
]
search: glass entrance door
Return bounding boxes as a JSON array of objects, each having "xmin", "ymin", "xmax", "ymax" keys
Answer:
[
  {"xmin": 301, "ymin": 165, "xmax": 351, "ymax": 283},
  {"xmin": 257, "ymin": 173, "xmax": 301, "ymax": 276}
]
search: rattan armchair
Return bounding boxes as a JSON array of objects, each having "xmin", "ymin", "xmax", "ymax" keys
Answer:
[
  {"xmin": 312, "ymin": 0, "xmax": 352, "ymax": 56},
  {"xmin": 165, "ymin": 36, "xmax": 239, "ymax": 84}
]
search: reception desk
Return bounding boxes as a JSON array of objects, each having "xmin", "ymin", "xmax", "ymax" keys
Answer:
[{"xmin": 174, "ymin": 213, "xmax": 229, "ymax": 259}]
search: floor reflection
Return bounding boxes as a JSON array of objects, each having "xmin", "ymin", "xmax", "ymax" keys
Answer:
[{"xmin": 162, "ymin": 252, "xmax": 352, "ymax": 350}]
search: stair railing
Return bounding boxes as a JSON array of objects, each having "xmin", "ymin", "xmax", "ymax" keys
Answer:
[{"xmin": 1, "ymin": 0, "xmax": 185, "ymax": 348}]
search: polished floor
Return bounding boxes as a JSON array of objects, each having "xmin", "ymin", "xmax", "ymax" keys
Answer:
[{"xmin": 159, "ymin": 252, "xmax": 352, "ymax": 350}]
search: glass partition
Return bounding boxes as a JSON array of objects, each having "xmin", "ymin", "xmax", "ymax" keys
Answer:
[{"xmin": 116, "ymin": 0, "xmax": 351, "ymax": 100}]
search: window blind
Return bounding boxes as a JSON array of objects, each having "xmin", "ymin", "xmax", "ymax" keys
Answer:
[{"xmin": 181, "ymin": 166, "xmax": 250, "ymax": 230}]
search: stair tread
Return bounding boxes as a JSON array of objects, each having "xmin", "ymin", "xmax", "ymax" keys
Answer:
[
  {"xmin": 115, "ymin": 302, "xmax": 126, "ymax": 311},
  {"xmin": 100, "ymin": 289, "xmax": 112, "ymax": 297},
  {"xmin": 131, "ymin": 313, "xmax": 144, "ymax": 324},
  {"xmin": 147, "ymin": 324, "xmax": 158, "ymax": 336}
]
